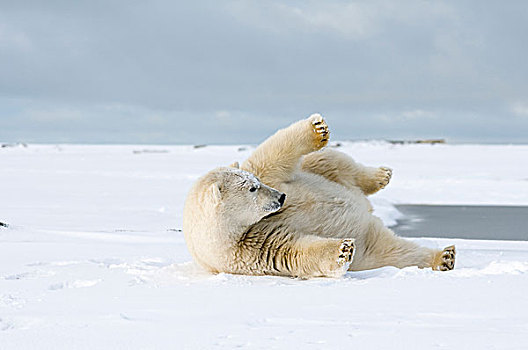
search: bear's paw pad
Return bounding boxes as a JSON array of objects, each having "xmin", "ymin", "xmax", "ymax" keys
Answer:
[
  {"xmin": 376, "ymin": 167, "xmax": 392, "ymax": 189},
  {"xmin": 434, "ymin": 245, "xmax": 456, "ymax": 271},
  {"xmin": 309, "ymin": 113, "xmax": 329, "ymax": 147},
  {"xmin": 337, "ymin": 238, "xmax": 355, "ymax": 266}
]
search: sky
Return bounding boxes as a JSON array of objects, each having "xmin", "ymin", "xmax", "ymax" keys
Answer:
[{"xmin": 1, "ymin": 0, "xmax": 527, "ymax": 145}]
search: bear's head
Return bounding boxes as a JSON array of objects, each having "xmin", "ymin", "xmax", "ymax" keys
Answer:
[
  {"xmin": 201, "ymin": 167, "xmax": 286, "ymax": 228},
  {"xmin": 183, "ymin": 166, "xmax": 286, "ymax": 271}
]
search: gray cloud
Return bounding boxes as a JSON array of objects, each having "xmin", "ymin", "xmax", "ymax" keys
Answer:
[{"xmin": 1, "ymin": 0, "xmax": 527, "ymax": 144}]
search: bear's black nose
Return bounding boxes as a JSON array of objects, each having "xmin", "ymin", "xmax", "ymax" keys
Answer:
[{"xmin": 278, "ymin": 193, "xmax": 286, "ymax": 206}]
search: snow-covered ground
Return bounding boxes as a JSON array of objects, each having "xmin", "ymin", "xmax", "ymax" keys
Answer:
[{"xmin": 1, "ymin": 142, "xmax": 527, "ymax": 349}]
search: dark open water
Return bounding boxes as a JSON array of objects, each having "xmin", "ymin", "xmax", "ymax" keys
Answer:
[{"xmin": 392, "ymin": 205, "xmax": 528, "ymax": 241}]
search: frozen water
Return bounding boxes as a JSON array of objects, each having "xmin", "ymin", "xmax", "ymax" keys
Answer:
[{"xmin": 1, "ymin": 142, "xmax": 527, "ymax": 349}]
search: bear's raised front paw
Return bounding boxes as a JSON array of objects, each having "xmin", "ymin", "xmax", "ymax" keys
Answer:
[
  {"xmin": 308, "ymin": 113, "xmax": 329, "ymax": 150},
  {"xmin": 433, "ymin": 245, "xmax": 456, "ymax": 271},
  {"xmin": 337, "ymin": 238, "xmax": 355, "ymax": 266}
]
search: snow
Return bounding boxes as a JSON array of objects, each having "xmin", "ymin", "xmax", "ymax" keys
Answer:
[{"xmin": 1, "ymin": 142, "xmax": 527, "ymax": 349}]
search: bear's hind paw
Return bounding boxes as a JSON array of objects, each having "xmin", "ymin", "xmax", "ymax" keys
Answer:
[
  {"xmin": 377, "ymin": 167, "xmax": 392, "ymax": 189},
  {"xmin": 433, "ymin": 245, "xmax": 456, "ymax": 271},
  {"xmin": 363, "ymin": 166, "xmax": 392, "ymax": 195}
]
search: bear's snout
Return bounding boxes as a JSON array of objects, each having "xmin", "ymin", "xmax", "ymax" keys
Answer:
[{"xmin": 278, "ymin": 193, "xmax": 286, "ymax": 206}]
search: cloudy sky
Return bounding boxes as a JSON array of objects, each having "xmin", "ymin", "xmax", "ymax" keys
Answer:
[{"xmin": 1, "ymin": 0, "xmax": 527, "ymax": 144}]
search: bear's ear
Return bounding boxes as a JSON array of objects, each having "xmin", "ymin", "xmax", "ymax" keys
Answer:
[
  {"xmin": 209, "ymin": 183, "xmax": 222, "ymax": 206},
  {"xmin": 229, "ymin": 161, "xmax": 240, "ymax": 169}
]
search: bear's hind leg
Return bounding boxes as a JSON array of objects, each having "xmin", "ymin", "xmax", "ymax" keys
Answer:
[
  {"xmin": 350, "ymin": 219, "xmax": 456, "ymax": 271},
  {"xmin": 433, "ymin": 245, "xmax": 456, "ymax": 271},
  {"xmin": 302, "ymin": 148, "xmax": 392, "ymax": 195},
  {"xmin": 358, "ymin": 166, "xmax": 392, "ymax": 195}
]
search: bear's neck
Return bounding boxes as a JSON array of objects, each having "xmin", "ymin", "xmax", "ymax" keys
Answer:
[{"xmin": 215, "ymin": 217, "xmax": 248, "ymax": 243}]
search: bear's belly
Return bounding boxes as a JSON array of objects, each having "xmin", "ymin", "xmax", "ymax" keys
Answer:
[{"xmin": 271, "ymin": 172, "xmax": 373, "ymax": 239}]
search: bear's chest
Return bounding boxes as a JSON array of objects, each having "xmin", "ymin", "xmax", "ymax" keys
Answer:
[{"xmin": 268, "ymin": 172, "xmax": 372, "ymax": 236}]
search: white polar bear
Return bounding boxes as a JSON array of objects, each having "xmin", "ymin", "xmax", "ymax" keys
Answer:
[{"xmin": 183, "ymin": 114, "xmax": 456, "ymax": 278}]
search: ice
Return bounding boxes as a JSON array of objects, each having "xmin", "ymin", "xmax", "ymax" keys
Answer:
[{"xmin": 1, "ymin": 142, "xmax": 527, "ymax": 349}]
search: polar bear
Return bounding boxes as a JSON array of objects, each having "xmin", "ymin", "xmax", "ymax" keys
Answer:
[{"xmin": 183, "ymin": 114, "xmax": 456, "ymax": 278}]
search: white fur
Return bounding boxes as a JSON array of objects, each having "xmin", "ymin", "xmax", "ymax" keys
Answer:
[{"xmin": 183, "ymin": 114, "xmax": 456, "ymax": 278}]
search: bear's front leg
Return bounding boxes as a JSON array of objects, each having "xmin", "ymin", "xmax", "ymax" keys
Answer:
[
  {"xmin": 293, "ymin": 236, "xmax": 355, "ymax": 278},
  {"xmin": 241, "ymin": 114, "xmax": 330, "ymax": 186},
  {"xmin": 305, "ymin": 113, "xmax": 330, "ymax": 151}
]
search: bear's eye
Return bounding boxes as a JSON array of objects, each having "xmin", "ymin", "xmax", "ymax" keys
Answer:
[{"xmin": 249, "ymin": 186, "xmax": 257, "ymax": 192}]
